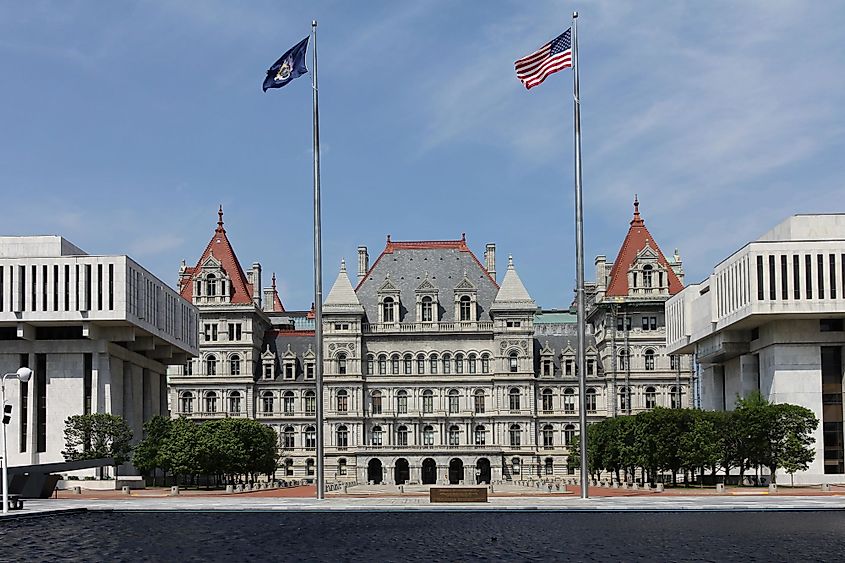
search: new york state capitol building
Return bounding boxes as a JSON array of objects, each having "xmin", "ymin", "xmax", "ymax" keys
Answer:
[{"xmin": 169, "ymin": 203, "xmax": 691, "ymax": 484}]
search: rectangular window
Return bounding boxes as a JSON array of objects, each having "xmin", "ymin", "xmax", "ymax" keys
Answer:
[
  {"xmin": 781, "ymin": 255, "xmax": 788, "ymax": 300},
  {"xmin": 769, "ymin": 255, "xmax": 776, "ymax": 300},
  {"xmin": 806, "ymin": 255, "xmax": 813, "ymax": 299},
  {"xmin": 284, "ymin": 364, "xmax": 295, "ymax": 379},
  {"xmin": 821, "ymin": 346, "xmax": 844, "ymax": 474},
  {"xmin": 650, "ymin": 316, "xmax": 657, "ymax": 331},
  {"xmin": 756, "ymin": 256, "xmax": 764, "ymax": 300},
  {"xmin": 108, "ymin": 264, "xmax": 114, "ymax": 310},
  {"xmin": 820, "ymin": 319, "xmax": 844, "ymax": 332},
  {"xmin": 228, "ymin": 323, "xmax": 242, "ymax": 341},
  {"xmin": 642, "ymin": 316, "xmax": 649, "ymax": 330},
  {"xmin": 818, "ymin": 254, "xmax": 825, "ymax": 299},
  {"xmin": 831, "ymin": 255, "xmax": 838, "ymax": 300},
  {"xmin": 85, "ymin": 264, "xmax": 92, "ymax": 310},
  {"xmin": 305, "ymin": 363, "xmax": 315, "ymax": 379},
  {"xmin": 565, "ymin": 360, "xmax": 573, "ymax": 376},
  {"xmin": 423, "ymin": 395, "xmax": 433, "ymax": 414},
  {"xmin": 794, "ymin": 255, "xmax": 801, "ymax": 300},
  {"xmin": 616, "ymin": 316, "xmax": 623, "ymax": 331},
  {"xmin": 626, "ymin": 316, "xmax": 631, "ymax": 331},
  {"xmin": 41, "ymin": 264, "xmax": 47, "ymax": 311},
  {"xmin": 97, "ymin": 264, "xmax": 103, "ymax": 310},
  {"xmin": 19, "ymin": 354, "xmax": 28, "ymax": 453},
  {"xmin": 31, "ymin": 265, "xmax": 37, "ymax": 311},
  {"xmin": 35, "ymin": 353, "xmax": 47, "ymax": 453},
  {"xmin": 0, "ymin": 266, "xmax": 3, "ymax": 312},
  {"xmin": 83, "ymin": 353, "xmax": 93, "ymax": 415},
  {"xmin": 64, "ymin": 265, "xmax": 70, "ymax": 311},
  {"xmin": 52, "ymin": 265, "xmax": 59, "ymax": 311}
]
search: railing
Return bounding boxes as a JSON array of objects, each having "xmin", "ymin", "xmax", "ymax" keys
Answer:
[{"xmin": 362, "ymin": 321, "xmax": 494, "ymax": 333}]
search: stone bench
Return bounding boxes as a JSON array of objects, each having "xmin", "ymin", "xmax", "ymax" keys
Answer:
[{"xmin": 6, "ymin": 494, "xmax": 24, "ymax": 510}]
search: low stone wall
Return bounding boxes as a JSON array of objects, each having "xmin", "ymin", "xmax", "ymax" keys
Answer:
[{"xmin": 57, "ymin": 476, "xmax": 145, "ymax": 491}]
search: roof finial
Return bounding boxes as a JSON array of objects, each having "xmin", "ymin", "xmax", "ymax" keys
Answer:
[
  {"xmin": 340, "ymin": 258, "xmax": 347, "ymax": 272},
  {"xmin": 508, "ymin": 255, "xmax": 514, "ymax": 268},
  {"xmin": 272, "ymin": 272, "xmax": 277, "ymax": 289},
  {"xmin": 217, "ymin": 205, "xmax": 225, "ymax": 231},
  {"xmin": 461, "ymin": 232, "xmax": 466, "ymax": 242},
  {"xmin": 386, "ymin": 234, "xmax": 391, "ymax": 243},
  {"xmin": 630, "ymin": 194, "xmax": 644, "ymax": 227}
]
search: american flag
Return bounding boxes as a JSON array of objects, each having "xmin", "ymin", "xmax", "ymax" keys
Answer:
[{"xmin": 514, "ymin": 28, "xmax": 572, "ymax": 90}]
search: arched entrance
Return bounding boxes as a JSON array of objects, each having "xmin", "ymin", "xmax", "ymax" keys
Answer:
[
  {"xmin": 421, "ymin": 458, "xmax": 437, "ymax": 485},
  {"xmin": 394, "ymin": 458, "xmax": 410, "ymax": 484},
  {"xmin": 476, "ymin": 458, "xmax": 491, "ymax": 484},
  {"xmin": 448, "ymin": 458, "xmax": 464, "ymax": 485},
  {"xmin": 367, "ymin": 459, "xmax": 383, "ymax": 485}
]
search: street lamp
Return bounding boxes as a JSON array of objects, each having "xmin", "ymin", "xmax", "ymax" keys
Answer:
[{"xmin": 2, "ymin": 367, "xmax": 32, "ymax": 515}]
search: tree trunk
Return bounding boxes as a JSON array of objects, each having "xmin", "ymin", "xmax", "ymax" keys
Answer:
[{"xmin": 769, "ymin": 465, "xmax": 777, "ymax": 485}]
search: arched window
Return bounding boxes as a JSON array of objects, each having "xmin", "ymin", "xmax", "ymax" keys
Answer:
[
  {"xmin": 448, "ymin": 425, "xmax": 460, "ymax": 446},
  {"xmin": 543, "ymin": 424, "xmax": 554, "ymax": 449},
  {"xmin": 378, "ymin": 354, "xmax": 387, "ymax": 375},
  {"xmin": 261, "ymin": 391, "xmax": 274, "ymax": 414},
  {"xmin": 304, "ymin": 425, "xmax": 316, "ymax": 449},
  {"xmin": 509, "ymin": 351, "xmax": 519, "ymax": 373},
  {"xmin": 564, "ymin": 424, "xmax": 576, "ymax": 445},
  {"xmin": 423, "ymin": 425, "xmax": 434, "ymax": 446},
  {"xmin": 397, "ymin": 425, "xmax": 409, "ymax": 446},
  {"xmin": 383, "ymin": 297, "xmax": 394, "ymax": 323},
  {"xmin": 542, "ymin": 388, "xmax": 553, "ymax": 412},
  {"xmin": 204, "ymin": 391, "xmax": 217, "ymax": 413},
  {"xmin": 228, "ymin": 391, "xmax": 241, "ymax": 413},
  {"xmin": 417, "ymin": 354, "xmax": 426, "ymax": 374},
  {"xmin": 474, "ymin": 424, "xmax": 486, "ymax": 445},
  {"xmin": 422, "ymin": 389, "xmax": 433, "ymax": 413},
  {"xmin": 284, "ymin": 458, "xmax": 294, "ymax": 476},
  {"xmin": 468, "ymin": 353, "xmax": 477, "ymax": 374},
  {"xmin": 371, "ymin": 390, "xmax": 382, "ymax": 415},
  {"xmin": 206, "ymin": 273, "xmax": 217, "ymax": 297},
  {"xmin": 474, "ymin": 389, "xmax": 485, "ymax": 414},
  {"xmin": 643, "ymin": 264, "xmax": 653, "ymax": 288},
  {"xmin": 366, "ymin": 354, "xmax": 374, "ymax": 375},
  {"xmin": 442, "ymin": 353, "xmax": 451, "ymax": 375},
  {"xmin": 619, "ymin": 387, "xmax": 629, "ymax": 412},
  {"xmin": 481, "ymin": 353, "xmax": 490, "ymax": 373},
  {"xmin": 619, "ymin": 349, "xmax": 629, "ymax": 371},
  {"xmin": 644, "ymin": 349, "xmax": 655, "ymax": 371},
  {"xmin": 372, "ymin": 425, "xmax": 383, "ymax": 446},
  {"xmin": 404, "ymin": 354, "xmax": 412, "ymax": 375},
  {"xmin": 336, "ymin": 389, "xmax": 348, "ymax": 412},
  {"xmin": 448, "ymin": 389, "xmax": 460, "ymax": 414},
  {"xmin": 455, "ymin": 353, "xmax": 464, "ymax": 374},
  {"xmin": 421, "ymin": 296, "xmax": 433, "ymax": 322},
  {"xmin": 512, "ymin": 457, "xmax": 521, "ymax": 475},
  {"xmin": 585, "ymin": 387, "xmax": 597, "ymax": 413},
  {"xmin": 180, "ymin": 392, "xmax": 194, "ymax": 414},
  {"xmin": 338, "ymin": 458, "xmax": 348, "ymax": 476},
  {"xmin": 509, "ymin": 424, "xmax": 522, "ymax": 447},
  {"xmin": 337, "ymin": 353, "xmax": 347, "ymax": 375},
  {"xmin": 397, "ymin": 390, "xmax": 408, "ymax": 414},
  {"xmin": 306, "ymin": 458, "xmax": 315, "ymax": 476},
  {"xmin": 563, "ymin": 388, "xmax": 576, "ymax": 413},
  {"xmin": 304, "ymin": 390, "xmax": 316, "ymax": 415},
  {"xmin": 459, "ymin": 295, "xmax": 472, "ymax": 321},
  {"xmin": 229, "ymin": 354, "xmax": 241, "ymax": 376},
  {"xmin": 645, "ymin": 386, "xmax": 657, "ymax": 409},
  {"xmin": 206, "ymin": 354, "xmax": 217, "ymax": 376},
  {"xmin": 391, "ymin": 354, "xmax": 400, "ymax": 375},
  {"xmin": 509, "ymin": 387, "xmax": 521, "ymax": 411},
  {"xmin": 545, "ymin": 457, "xmax": 554, "ymax": 475},
  {"xmin": 283, "ymin": 390, "xmax": 295, "ymax": 414},
  {"xmin": 336, "ymin": 425, "xmax": 349, "ymax": 449},
  {"xmin": 670, "ymin": 386, "xmax": 684, "ymax": 409},
  {"xmin": 283, "ymin": 426, "xmax": 295, "ymax": 449},
  {"xmin": 429, "ymin": 353, "xmax": 438, "ymax": 374}
]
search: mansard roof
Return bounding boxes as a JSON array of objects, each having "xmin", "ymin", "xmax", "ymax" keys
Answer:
[
  {"xmin": 355, "ymin": 235, "xmax": 499, "ymax": 322},
  {"xmin": 179, "ymin": 206, "xmax": 254, "ymax": 304},
  {"xmin": 259, "ymin": 329, "xmax": 317, "ymax": 383},
  {"xmin": 325, "ymin": 259, "xmax": 364, "ymax": 313},
  {"xmin": 605, "ymin": 197, "xmax": 684, "ymax": 297},
  {"xmin": 492, "ymin": 255, "xmax": 536, "ymax": 312}
]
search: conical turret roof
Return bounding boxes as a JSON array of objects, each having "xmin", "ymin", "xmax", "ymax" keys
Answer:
[
  {"xmin": 325, "ymin": 259, "xmax": 364, "ymax": 314},
  {"xmin": 491, "ymin": 255, "xmax": 537, "ymax": 312}
]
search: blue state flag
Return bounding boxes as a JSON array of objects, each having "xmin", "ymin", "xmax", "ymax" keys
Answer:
[{"xmin": 263, "ymin": 36, "xmax": 309, "ymax": 91}]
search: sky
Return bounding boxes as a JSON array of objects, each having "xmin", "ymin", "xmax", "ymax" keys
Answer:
[{"xmin": 2, "ymin": 1, "xmax": 844, "ymax": 310}]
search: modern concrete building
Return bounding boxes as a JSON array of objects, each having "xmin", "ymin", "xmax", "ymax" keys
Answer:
[
  {"xmin": 665, "ymin": 215, "xmax": 845, "ymax": 483},
  {"xmin": 0, "ymin": 236, "xmax": 198, "ymax": 470}
]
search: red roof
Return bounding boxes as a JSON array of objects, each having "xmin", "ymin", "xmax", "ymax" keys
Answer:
[
  {"xmin": 179, "ymin": 206, "xmax": 255, "ymax": 305},
  {"xmin": 271, "ymin": 273, "xmax": 285, "ymax": 312},
  {"xmin": 356, "ymin": 233, "xmax": 499, "ymax": 290},
  {"xmin": 605, "ymin": 198, "xmax": 684, "ymax": 297}
]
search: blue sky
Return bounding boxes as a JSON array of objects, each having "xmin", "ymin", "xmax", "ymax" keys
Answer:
[{"xmin": 2, "ymin": 1, "xmax": 844, "ymax": 309}]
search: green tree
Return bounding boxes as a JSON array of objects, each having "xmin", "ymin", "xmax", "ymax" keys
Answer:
[
  {"xmin": 680, "ymin": 410, "xmax": 721, "ymax": 485},
  {"xmin": 62, "ymin": 413, "xmax": 133, "ymax": 476},
  {"xmin": 763, "ymin": 403, "xmax": 818, "ymax": 484},
  {"xmin": 133, "ymin": 415, "xmax": 173, "ymax": 485},
  {"xmin": 160, "ymin": 417, "xmax": 202, "ymax": 483}
]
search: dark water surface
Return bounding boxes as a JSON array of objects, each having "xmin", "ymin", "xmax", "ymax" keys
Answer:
[{"xmin": 2, "ymin": 510, "xmax": 844, "ymax": 562}]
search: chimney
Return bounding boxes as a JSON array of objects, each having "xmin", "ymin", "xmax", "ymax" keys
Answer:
[
  {"xmin": 595, "ymin": 255, "xmax": 607, "ymax": 291},
  {"xmin": 263, "ymin": 286, "xmax": 275, "ymax": 312},
  {"xmin": 251, "ymin": 262, "xmax": 262, "ymax": 308},
  {"xmin": 357, "ymin": 246, "xmax": 369, "ymax": 283},
  {"xmin": 484, "ymin": 243, "xmax": 496, "ymax": 280}
]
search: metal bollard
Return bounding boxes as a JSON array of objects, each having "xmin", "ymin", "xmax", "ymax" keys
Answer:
[
  {"xmin": 121, "ymin": 486, "xmax": 131, "ymax": 495},
  {"xmin": 170, "ymin": 486, "xmax": 180, "ymax": 496}
]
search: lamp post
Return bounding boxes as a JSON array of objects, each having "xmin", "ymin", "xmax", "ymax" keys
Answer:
[{"xmin": 2, "ymin": 367, "xmax": 32, "ymax": 515}]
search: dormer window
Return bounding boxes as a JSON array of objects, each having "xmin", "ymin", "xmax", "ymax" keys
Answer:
[
  {"xmin": 642, "ymin": 265, "xmax": 653, "ymax": 288},
  {"xmin": 262, "ymin": 346, "xmax": 276, "ymax": 380},
  {"xmin": 459, "ymin": 296, "xmax": 472, "ymax": 321},
  {"xmin": 378, "ymin": 277, "xmax": 401, "ymax": 324},
  {"xmin": 453, "ymin": 276, "xmax": 478, "ymax": 322},
  {"xmin": 303, "ymin": 346, "xmax": 316, "ymax": 380},
  {"xmin": 415, "ymin": 279, "xmax": 439, "ymax": 323},
  {"xmin": 206, "ymin": 273, "xmax": 217, "ymax": 296},
  {"xmin": 421, "ymin": 296, "xmax": 433, "ymax": 322},
  {"xmin": 383, "ymin": 297, "xmax": 395, "ymax": 323}
]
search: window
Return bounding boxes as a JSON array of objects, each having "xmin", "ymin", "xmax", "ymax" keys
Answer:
[
  {"xmin": 474, "ymin": 390, "xmax": 485, "ymax": 414},
  {"xmin": 619, "ymin": 387, "xmax": 629, "ymax": 412},
  {"xmin": 422, "ymin": 390, "xmax": 434, "ymax": 413},
  {"xmin": 305, "ymin": 362, "xmax": 315, "ymax": 380},
  {"xmin": 512, "ymin": 457, "xmax": 521, "ymax": 475},
  {"xmin": 509, "ymin": 424, "xmax": 521, "ymax": 447},
  {"xmin": 794, "ymin": 254, "xmax": 801, "ymax": 300},
  {"xmin": 642, "ymin": 316, "xmax": 650, "ymax": 331},
  {"xmin": 565, "ymin": 359, "xmax": 573, "ymax": 376},
  {"xmin": 585, "ymin": 388, "xmax": 597, "ymax": 413},
  {"xmin": 229, "ymin": 355, "xmax": 241, "ymax": 376},
  {"xmin": 820, "ymin": 319, "xmax": 844, "ymax": 332},
  {"xmin": 587, "ymin": 359, "xmax": 594, "ymax": 376},
  {"xmin": 644, "ymin": 349, "xmax": 655, "ymax": 371},
  {"xmin": 283, "ymin": 426, "xmax": 295, "ymax": 449},
  {"xmin": 509, "ymin": 352, "xmax": 518, "ymax": 373},
  {"xmin": 180, "ymin": 392, "xmax": 194, "ymax": 413},
  {"xmin": 430, "ymin": 354, "xmax": 438, "ymax": 374},
  {"xmin": 203, "ymin": 324, "xmax": 218, "ymax": 342},
  {"xmin": 306, "ymin": 459, "xmax": 315, "ymax": 476},
  {"xmin": 404, "ymin": 354, "xmax": 412, "ymax": 375},
  {"xmin": 670, "ymin": 355, "xmax": 678, "ymax": 370},
  {"xmin": 459, "ymin": 296, "xmax": 472, "ymax": 321},
  {"xmin": 545, "ymin": 458, "xmax": 554, "ymax": 475},
  {"xmin": 542, "ymin": 389, "xmax": 553, "ymax": 412},
  {"xmin": 423, "ymin": 425, "xmax": 434, "ymax": 446},
  {"xmin": 617, "ymin": 316, "xmax": 624, "ymax": 331},
  {"xmin": 372, "ymin": 425, "xmax": 383, "ymax": 446},
  {"xmin": 283, "ymin": 391, "xmax": 295, "ymax": 415},
  {"xmin": 619, "ymin": 350, "xmax": 629, "ymax": 371},
  {"xmin": 305, "ymin": 426, "xmax": 316, "ymax": 449},
  {"xmin": 366, "ymin": 355, "xmax": 374, "ymax": 375},
  {"xmin": 506, "ymin": 320, "xmax": 522, "ymax": 328},
  {"xmin": 543, "ymin": 425, "xmax": 554, "ymax": 448},
  {"xmin": 378, "ymin": 355, "xmax": 387, "ymax": 375},
  {"xmin": 284, "ymin": 459, "xmax": 294, "ymax": 476},
  {"xmin": 542, "ymin": 359, "xmax": 552, "ymax": 376},
  {"xmin": 397, "ymin": 425, "xmax": 409, "ymax": 446},
  {"xmin": 228, "ymin": 391, "xmax": 241, "ymax": 413},
  {"xmin": 782, "ymin": 255, "xmax": 789, "ymax": 300},
  {"xmin": 336, "ymin": 390, "xmax": 348, "ymax": 412},
  {"xmin": 304, "ymin": 391, "xmax": 316, "ymax": 415},
  {"xmin": 643, "ymin": 265, "xmax": 653, "ymax": 288},
  {"xmin": 806, "ymin": 254, "xmax": 813, "ymax": 299},
  {"xmin": 336, "ymin": 426, "xmax": 348, "ymax": 449},
  {"xmin": 205, "ymin": 355, "xmax": 217, "ymax": 375},
  {"xmin": 337, "ymin": 353, "xmax": 347, "ymax": 375},
  {"xmin": 475, "ymin": 425, "xmax": 486, "ymax": 445},
  {"xmin": 563, "ymin": 388, "xmax": 576, "ymax": 413},
  {"xmin": 670, "ymin": 386, "xmax": 682, "ymax": 409},
  {"xmin": 397, "ymin": 390, "xmax": 408, "ymax": 414},
  {"xmin": 206, "ymin": 274, "xmax": 217, "ymax": 297},
  {"xmin": 227, "ymin": 323, "xmax": 242, "ymax": 341},
  {"xmin": 645, "ymin": 386, "xmax": 657, "ymax": 409},
  {"xmin": 509, "ymin": 387, "xmax": 521, "ymax": 411},
  {"xmin": 263, "ymin": 363, "xmax": 274, "ymax": 380},
  {"xmin": 448, "ymin": 425, "xmax": 460, "ymax": 446},
  {"xmin": 284, "ymin": 362, "xmax": 295, "ymax": 380},
  {"xmin": 371, "ymin": 391, "xmax": 383, "ymax": 415},
  {"xmin": 564, "ymin": 424, "xmax": 575, "ymax": 445},
  {"xmin": 421, "ymin": 296, "xmax": 433, "ymax": 322},
  {"xmin": 261, "ymin": 392, "xmax": 274, "ymax": 414},
  {"xmin": 184, "ymin": 361, "xmax": 193, "ymax": 376},
  {"xmin": 417, "ymin": 354, "xmax": 425, "ymax": 374},
  {"xmin": 391, "ymin": 354, "xmax": 400, "ymax": 375},
  {"xmin": 448, "ymin": 389, "xmax": 460, "ymax": 414},
  {"xmin": 468, "ymin": 353, "xmax": 477, "ymax": 374},
  {"xmin": 383, "ymin": 297, "xmax": 394, "ymax": 323},
  {"xmin": 650, "ymin": 316, "xmax": 657, "ymax": 330},
  {"xmin": 831, "ymin": 254, "xmax": 837, "ymax": 299},
  {"xmin": 455, "ymin": 353, "xmax": 464, "ymax": 374},
  {"xmin": 481, "ymin": 354, "xmax": 490, "ymax": 374},
  {"xmin": 819, "ymin": 254, "xmax": 825, "ymax": 299},
  {"xmin": 339, "ymin": 459, "xmax": 348, "ymax": 476},
  {"xmin": 205, "ymin": 392, "xmax": 217, "ymax": 413},
  {"xmin": 442, "ymin": 353, "xmax": 451, "ymax": 374}
]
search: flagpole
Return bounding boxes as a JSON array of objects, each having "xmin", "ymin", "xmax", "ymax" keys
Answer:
[
  {"xmin": 311, "ymin": 19, "xmax": 326, "ymax": 501},
  {"xmin": 572, "ymin": 11, "xmax": 589, "ymax": 500}
]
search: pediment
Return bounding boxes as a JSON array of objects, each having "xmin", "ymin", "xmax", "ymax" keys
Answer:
[
  {"xmin": 201, "ymin": 256, "xmax": 222, "ymax": 270},
  {"xmin": 379, "ymin": 278, "xmax": 399, "ymax": 292},
  {"xmin": 454, "ymin": 277, "xmax": 476, "ymax": 291},
  {"xmin": 416, "ymin": 279, "xmax": 437, "ymax": 292},
  {"xmin": 540, "ymin": 341, "xmax": 555, "ymax": 356},
  {"xmin": 560, "ymin": 344, "xmax": 575, "ymax": 357},
  {"xmin": 302, "ymin": 345, "xmax": 315, "ymax": 359},
  {"xmin": 261, "ymin": 345, "xmax": 276, "ymax": 360},
  {"xmin": 282, "ymin": 343, "xmax": 296, "ymax": 358}
]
